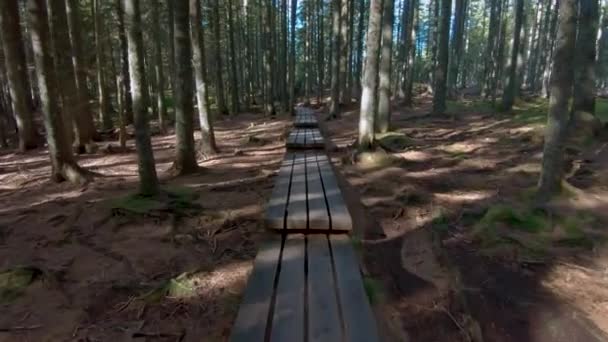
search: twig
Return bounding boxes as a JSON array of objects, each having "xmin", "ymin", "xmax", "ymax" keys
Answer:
[{"xmin": 0, "ymin": 325, "xmax": 42, "ymax": 332}]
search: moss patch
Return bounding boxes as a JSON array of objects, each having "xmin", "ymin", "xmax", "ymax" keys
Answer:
[
  {"xmin": 363, "ymin": 276, "xmax": 384, "ymax": 305},
  {"xmin": 108, "ymin": 186, "xmax": 201, "ymax": 217},
  {"xmin": 0, "ymin": 267, "xmax": 42, "ymax": 303}
]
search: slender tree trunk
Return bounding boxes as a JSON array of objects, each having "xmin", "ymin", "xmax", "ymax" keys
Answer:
[
  {"xmin": 483, "ymin": 0, "xmax": 500, "ymax": 97},
  {"xmin": 116, "ymin": 75, "xmax": 127, "ymax": 150},
  {"xmin": 432, "ymin": 0, "xmax": 451, "ymax": 114},
  {"xmin": 227, "ymin": 0, "xmax": 240, "ymax": 114},
  {"xmin": 289, "ymin": 0, "xmax": 297, "ymax": 114},
  {"xmin": 263, "ymin": 0, "xmax": 276, "ymax": 116},
  {"xmin": 116, "ymin": 0, "xmax": 133, "ymax": 124},
  {"xmin": 377, "ymin": 0, "xmax": 394, "ymax": 133},
  {"xmin": 212, "ymin": 0, "xmax": 228, "ymax": 116},
  {"xmin": 329, "ymin": 0, "xmax": 342, "ymax": 117},
  {"xmin": 93, "ymin": 0, "xmax": 112, "ymax": 130},
  {"xmin": 448, "ymin": 0, "xmax": 467, "ymax": 98},
  {"xmin": 339, "ymin": 0, "xmax": 352, "ymax": 104},
  {"xmin": 502, "ymin": 0, "xmax": 524, "ymax": 111},
  {"xmin": 65, "ymin": 0, "xmax": 97, "ymax": 150},
  {"xmin": 0, "ymin": 1, "xmax": 39, "ymax": 151},
  {"xmin": 542, "ymin": 0, "xmax": 560, "ymax": 97},
  {"xmin": 282, "ymin": 0, "xmax": 289, "ymax": 111},
  {"xmin": 151, "ymin": 0, "xmax": 167, "ymax": 134},
  {"xmin": 124, "ymin": 0, "xmax": 160, "ymax": 195},
  {"xmin": 26, "ymin": 0, "xmax": 88, "ymax": 184},
  {"xmin": 316, "ymin": 0, "xmax": 325, "ymax": 104},
  {"xmin": 190, "ymin": 0, "xmax": 218, "ymax": 155},
  {"xmin": 402, "ymin": 0, "xmax": 418, "ymax": 105},
  {"xmin": 537, "ymin": 0, "xmax": 577, "ymax": 203},
  {"xmin": 358, "ymin": 0, "xmax": 382, "ymax": 149},
  {"xmin": 354, "ymin": 0, "xmax": 365, "ymax": 99},
  {"xmin": 172, "ymin": 0, "xmax": 198, "ymax": 174},
  {"xmin": 572, "ymin": 0, "xmax": 600, "ymax": 116},
  {"xmin": 427, "ymin": 0, "xmax": 439, "ymax": 87}
]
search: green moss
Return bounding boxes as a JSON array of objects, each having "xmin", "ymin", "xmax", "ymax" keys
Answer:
[
  {"xmin": 363, "ymin": 277, "xmax": 383, "ymax": 305},
  {"xmin": 108, "ymin": 186, "xmax": 201, "ymax": 216},
  {"xmin": 140, "ymin": 272, "xmax": 198, "ymax": 303},
  {"xmin": 0, "ymin": 267, "xmax": 42, "ymax": 303},
  {"xmin": 474, "ymin": 204, "xmax": 549, "ymax": 234},
  {"xmin": 511, "ymin": 98, "xmax": 548, "ymax": 125}
]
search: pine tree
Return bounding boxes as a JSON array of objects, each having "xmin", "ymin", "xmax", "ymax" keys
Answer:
[
  {"xmin": 432, "ymin": 0, "xmax": 452, "ymax": 114},
  {"xmin": 376, "ymin": 0, "xmax": 394, "ymax": 133},
  {"xmin": 502, "ymin": 0, "xmax": 524, "ymax": 111}
]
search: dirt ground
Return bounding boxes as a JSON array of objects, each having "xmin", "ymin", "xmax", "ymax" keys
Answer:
[
  {"xmin": 320, "ymin": 96, "xmax": 608, "ymax": 342},
  {"xmin": 0, "ymin": 113, "xmax": 290, "ymax": 341}
]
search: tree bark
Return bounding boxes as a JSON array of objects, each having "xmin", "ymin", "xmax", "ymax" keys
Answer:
[
  {"xmin": 377, "ymin": 0, "xmax": 394, "ymax": 133},
  {"xmin": 227, "ymin": 0, "xmax": 240, "ymax": 114},
  {"xmin": 263, "ymin": 0, "xmax": 276, "ymax": 116},
  {"xmin": 329, "ymin": 0, "xmax": 342, "ymax": 117},
  {"xmin": 401, "ymin": 0, "xmax": 418, "ymax": 106},
  {"xmin": 212, "ymin": 0, "xmax": 228, "ymax": 116},
  {"xmin": 93, "ymin": 0, "xmax": 112, "ymax": 130},
  {"xmin": 190, "ymin": 0, "xmax": 218, "ymax": 155},
  {"xmin": 26, "ymin": 0, "xmax": 88, "ymax": 184},
  {"xmin": 572, "ymin": 0, "xmax": 600, "ymax": 116},
  {"xmin": 537, "ymin": 0, "xmax": 577, "ymax": 203},
  {"xmin": 432, "ymin": 0, "xmax": 451, "ymax": 114},
  {"xmin": 150, "ymin": 0, "xmax": 167, "ymax": 134},
  {"xmin": 501, "ymin": 0, "xmax": 524, "ymax": 111},
  {"xmin": 116, "ymin": 0, "xmax": 133, "ymax": 124},
  {"xmin": 124, "ymin": 0, "xmax": 160, "ymax": 195},
  {"xmin": 448, "ymin": 0, "xmax": 467, "ymax": 98},
  {"xmin": 65, "ymin": 0, "xmax": 97, "ymax": 150},
  {"xmin": 358, "ymin": 0, "xmax": 382, "ymax": 149},
  {"xmin": 0, "ymin": 1, "xmax": 39, "ymax": 151},
  {"xmin": 172, "ymin": 0, "xmax": 198, "ymax": 174},
  {"xmin": 289, "ymin": 0, "xmax": 297, "ymax": 114}
]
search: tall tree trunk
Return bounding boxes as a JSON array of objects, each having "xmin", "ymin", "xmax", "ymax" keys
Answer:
[
  {"xmin": 0, "ymin": 1, "xmax": 39, "ymax": 151},
  {"xmin": 316, "ymin": 0, "xmax": 325, "ymax": 104},
  {"xmin": 263, "ymin": 0, "xmax": 276, "ymax": 116},
  {"xmin": 339, "ymin": 0, "xmax": 351, "ymax": 104},
  {"xmin": 93, "ymin": 0, "xmax": 112, "ymax": 130},
  {"xmin": 427, "ymin": 0, "xmax": 439, "ymax": 86},
  {"xmin": 227, "ymin": 0, "xmax": 240, "ymax": 114},
  {"xmin": 190, "ymin": 0, "xmax": 218, "ymax": 155},
  {"xmin": 289, "ymin": 0, "xmax": 297, "ymax": 114},
  {"xmin": 542, "ymin": 0, "xmax": 560, "ymax": 97},
  {"xmin": 377, "ymin": 0, "xmax": 394, "ymax": 133},
  {"xmin": 49, "ymin": 0, "xmax": 80, "ymax": 149},
  {"xmin": 124, "ymin": 0, "xmax": 160, "ymax": 195},
  {"xmin": 282, "ymin": 0, "xmax": 289, "ymax": 111},
  {"xmin": 151, "ymin": 0, "xmax": 167, "ymax": 134},
  {"xmin": 432, "ymin": 0, "xmax": 451, "ymax": 114},
  {"xmin": 329, "ymin": 0, "xmax": 342, "ymax": 117},
  {"xmin": 65, "ymin": 0, "xmax": 97, "ymax": 150},
  {"xmin": 482, "ymin": 0, "xmax": 501, "ymax": 97},
  {"xmin": 448, "ymin": 0, "xmax": 467, "ymax": 98},
  {"xmin": 172, "ymin": 0, "xmax": 198, "ymax": 174},
  {"xmin": 572, "ymin": 0, "xmax": 600, "ymax": 117},
  {"xmin": 116, "ymin": 0, "xmax": 133, "ymax": 124},
  {"xmin": 537, "ymin": 0, "xmax": 577, "ymax": 203},
  {"xmin": 26, "ymin": 0, "xmax": 88, "ymax": 183},
  {"xmin": 501, "ymin": 0, "xmax": 524, "ymax": 111},
  {"xmin": 353, "ymin": 0, "xmax": 365, "ymax": 99},
  {"xmin": 358, "ymin": 0, "xmax": 382, "ymax": 149},
  {"xmin": 212, "ymin": 0, "xmax": 228, "ymax": 116},
  {"xmin": 401, "ymin": 0, "xmax": 418, "ymax": 105}
]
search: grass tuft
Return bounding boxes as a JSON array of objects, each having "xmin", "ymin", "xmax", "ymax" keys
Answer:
[
  {"xmin": 363, "ymin": 276, "xmax": 384, "ymax": 305},
  {"xmin": 0, "ymin": 266, "xmax": 43, "ymax": 303}
]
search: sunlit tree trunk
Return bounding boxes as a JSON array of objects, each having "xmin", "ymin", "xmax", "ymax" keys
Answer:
[
  {"xmin": 26, "ymin": 0, "xmax": 88, "ymax": 184},
  {"xmin": 537, "ymin": 0, "xmax": 577, "ymax": 203},
  {"xmin": 263, "ymin": 0, "xmax": 276, "ymax": 116},
  {"xmin": 289, "ymin": 0, "xmax": 297, "ymax": 114},
  {"xmin": 212, "ymin": 0, "xmax": 228, "ymax": 115},
  {"xmin": 0, "ymin": 1, "xmax": 39, "ymax": 151},
  {"xmin": 190, "ymin": 0, "xmax": 218, "ymax": 155},
  {"xmin": 150, "ymin": 0, "xmax": 167, "ymax": 134},
  {"xmin": 329, "ymin": 0, "xmax": 342, "ymax": 117},
  {"xmin": 358, "ymin": 0, "xmax": 382, "ymax": 149},
  {"xmin": 116, "ymin": 0, "xmax": 133, "ymax": 124},
  {"xmin": 124, "ymin": 0, "xmax": 160, "ymax": 195},
  {"xmin": 376, "ymin": 0, "xmax": 394, "ymax": 133}
]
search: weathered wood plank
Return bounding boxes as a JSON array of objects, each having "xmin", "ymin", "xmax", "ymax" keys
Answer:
[
  {"xmin": 270, "ymin": 235, "xmax": 306, "ymax": 342},
  {"xmin": 287, "ymin": 129, "xmax": 324, "ymax": 149},
  {"xmin": 306, "ymin": 153, "xmax": 330, "ymax": 230},
  {"xmin": 265, "ymin": 154, "xmax": 295, "ymax": 229},
  {"xmin": 330, "ymin": 235, "xmax": 379, "ymax": 342},
  {"xmin": 316, "ymin": 154, "xmax": 352, "ymax": 231},
  {"xmin": 286, "ymin": 153, "xmax": 308, "ymax": 230},
  {"xmin": 307, "ymin": 235, "xmax": 342, "ymax": 341},
  {"xmin": 230, "ymin": 237, "xmax": 283, "ymax": 342}
]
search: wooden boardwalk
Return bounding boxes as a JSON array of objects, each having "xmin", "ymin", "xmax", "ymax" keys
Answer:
[
  {"xmin": 294, "ymin": 110, "xmax": 318, "ymax": 128},
  {"xmin": 286, "ymin": 128, "xmax": 324, "ymax": 149},
  {"xmin": 231, "ymin": 107, "xmax": 377, "ymax": 342},
  {"xmin": 230, "ymin": 234, "xmax": 378, "ymax": 342},
  {"xmin": 265, "ymin": 152, "xmax": 352, "ymax": 232}
]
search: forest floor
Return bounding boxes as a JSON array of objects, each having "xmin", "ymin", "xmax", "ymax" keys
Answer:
[
  {"xmin": 321, "ymin": 94, "xmax": 608, "ymax": 342},
  {"xmin": 0, "ymin": 113, "xmax": 291, "ymax": 341}
]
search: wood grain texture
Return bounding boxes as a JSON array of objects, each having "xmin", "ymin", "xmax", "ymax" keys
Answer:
[
  {"xmin": 286, "ymin": 153, "xmax": 308, "ymax": 230},
  {"xmin": 265, "ymin": 154, "xmax": 295, "ymax": 229},
  {"xmin": 316, "ymin": 154, "xmax": 352, "ymax": 231},
  {"xmin": 306, "ymin": 153, "xmax": 331, "ymax": 230}
]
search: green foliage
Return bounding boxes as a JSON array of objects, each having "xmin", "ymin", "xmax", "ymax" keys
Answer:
[
  {"xmin": 140, "ymin": 272, "xmax": 198, "ymax": 303},
  {"xmin": 511, "ymin": 98, "xmax": 548, "ymax": 125},
  {"xmin": 595, "ymin": 98, "xmax": 608, "ymax": 123},
  {"xmin": 363, "ymin": 276, "xmax": 383, "ymax": 305},
  {"xmin": 475, "ymin": 204, "xmax": 549, "ymax": 234},
  {"xmin": 0, "ymin": 267, "xmax": 42, "ymax": 303}
]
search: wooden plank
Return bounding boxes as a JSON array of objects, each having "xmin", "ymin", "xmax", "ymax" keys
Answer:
[
  {"xmin": 307, "ymin": 235, "xmax": 342, "ymax": 341},
  {"xmin": 270, "ymin": 235, "xmax": 306, "ymax": 342},
  {"xmin": 265, "ymin": 154, "xmax": 295, "ymax": 230},
  {"xmin": 296, "ymin": 129, "xmax": 306, "ymax": 146},
  {"xmin": 306, "ymin": 153, "xmax": 330, "ymax": 230},
  {"xmin": 316, "ymin": 154, "xmax": 352, "ymax": 231},
  {"xmin": 230, "ymin": 237, "xmax": 283, "ymax": 342},
  {"xmin": 286, "ymin": 153, "xmax": 308, "ymax": 230},
  {"xmin": 330, "ymin": 235, "xmax": 379, "ymax": 342}
]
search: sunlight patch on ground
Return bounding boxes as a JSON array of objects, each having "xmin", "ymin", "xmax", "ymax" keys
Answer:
[
  {"xmin": 434, "ymin": 190, "xmax": 495, "ymax": 204},
  {"xmin": 507, "ymin": 162, "xmax": 541, "ymax": 174},
  {"xmin": 438, "ymin": 141, "xmax": 485, "ymax": 154},
  {"xmin": 395, "ymin": 150, "xmax": 432, "ymax": 162},
  {"xmin": 0, "ymin": 189, "xmax": 86, "ymax": 214}
]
